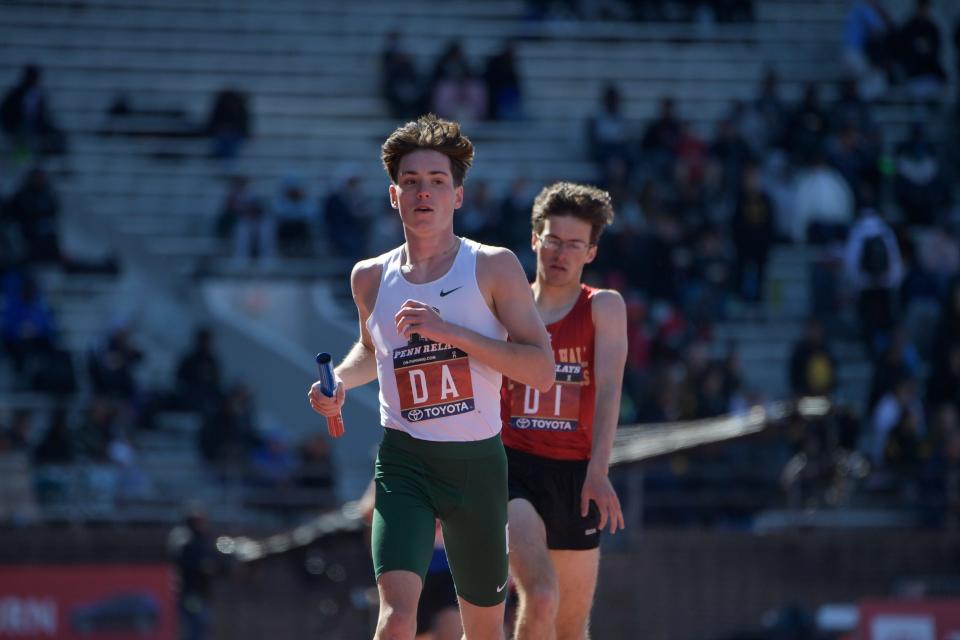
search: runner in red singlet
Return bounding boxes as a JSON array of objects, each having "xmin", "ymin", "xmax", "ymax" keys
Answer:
[{"xmin": 501, "ymin": 182, "xmax": 628, "ymax": 640}]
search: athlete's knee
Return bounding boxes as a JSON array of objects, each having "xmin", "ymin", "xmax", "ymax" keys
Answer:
[
  {"xmin": 375, "ymin": 605, "xmax": 418, "ymax": 640},
  {"xmin": 518, "ymin": 579, "xmax": 559, "ymax": 621}
]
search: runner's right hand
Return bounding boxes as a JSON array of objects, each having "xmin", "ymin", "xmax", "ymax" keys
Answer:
[{"xmin": 308, "ymin": 378, "xmax": 345, "ymax": 417}]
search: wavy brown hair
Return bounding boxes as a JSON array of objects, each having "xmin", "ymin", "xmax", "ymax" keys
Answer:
[
  {"xmin": 531, "ymin": 182, "xmax": 615, "ymax": 245},
  {"xmin": 381, "ymin": 114, "xmax": 474, "ymax": 186}
]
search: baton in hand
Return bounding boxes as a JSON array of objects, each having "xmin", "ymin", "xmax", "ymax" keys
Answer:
[{"xmin": 315, "ymin": 352, "xmax": 345, "ymax": 438}]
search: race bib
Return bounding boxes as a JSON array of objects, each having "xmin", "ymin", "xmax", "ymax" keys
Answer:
[
  {"xmin": 508, "ymin": 361, "xmax": 583, "ymax": 432},
  {"xmin": 393, "ymin": 336, "xmax": 476, "ymax": 423}
]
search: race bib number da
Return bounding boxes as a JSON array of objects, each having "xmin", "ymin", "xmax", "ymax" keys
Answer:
[
  {"xmin": 393, "ymin": 337, "xmax": 476, "ymax": 423},
  {"xmin": 509, "ymin": 361, "xmax": 583, "ymax": 432}
]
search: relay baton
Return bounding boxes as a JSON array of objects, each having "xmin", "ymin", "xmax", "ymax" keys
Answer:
[{"xmin": 315, "ymin": 352, "xmax": 345, "ymax": 438}]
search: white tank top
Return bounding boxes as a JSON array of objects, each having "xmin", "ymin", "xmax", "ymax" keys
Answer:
[{"xmin": 365, "ymin": 237, "xmax": 507, "ymax": 441}]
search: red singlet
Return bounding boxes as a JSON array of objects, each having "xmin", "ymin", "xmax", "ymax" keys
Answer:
[{"xmin": 501, "ymin": 284, "xmax": 597, "ymax": 460}]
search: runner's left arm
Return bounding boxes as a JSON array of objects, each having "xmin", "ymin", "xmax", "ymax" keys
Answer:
[{"xmin": 581, "ymin": 289, "xmax": 627, "ymax": 533}]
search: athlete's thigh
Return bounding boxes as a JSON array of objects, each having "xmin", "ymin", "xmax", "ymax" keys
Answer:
[
  {"xmin": 507, "ymin": 498, "xmax": 556, "ymax": 592},
  {"xmin": 440, "ymin": 453, "xmax": 508, "ymax": 608},
  {"xmin": 373, "ymin": 450, "xmax": 438, "ymax": 579},
  {"xmin": 549, "ymin": 548, "xmax": 600, "ymax": 640}
]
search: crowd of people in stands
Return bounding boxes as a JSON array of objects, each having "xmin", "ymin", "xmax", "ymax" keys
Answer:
[
  {"xmin": 0, "ymin": 65, "xmax": 331, "ymax": 516},
  {"xmin": 381, "ymin": 32, "xmax": 524, "ymax": 124},
  {"xmin": 3, "ymin": 0, "xmax": 960, "ymax": 526}
]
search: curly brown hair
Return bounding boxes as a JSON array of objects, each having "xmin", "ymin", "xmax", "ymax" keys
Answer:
[
  {"xmin": 531, "ymin": 182, "xmax": 615, "ymax": 245},
  {"xmin": 381, "ymin": 114, "xmax": 474, "ymax": 186}
]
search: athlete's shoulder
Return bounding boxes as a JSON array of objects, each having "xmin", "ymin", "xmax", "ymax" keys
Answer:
[
  {"xmin": 350, "ymin": 251, "xmax": 391, "ymax": 303},
  {"xmin": 589, "ymin": 287, "xmax": 626, "ymax": 317},
  {"xmin": 351, "ymin": 256, "xmax": 383, "ymax": 289},
  {"xmin": 475, "ymin": 242, "xmax": 521, "ymax": 272}
]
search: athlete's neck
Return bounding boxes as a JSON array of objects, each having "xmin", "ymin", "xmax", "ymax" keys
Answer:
[
  {"xmin": 532, "ymin": 279, "xmax": 582, "ymax": 324},
  {"xmin": 401, "ymin": 233, "xmax": 460, "ymax": 279}
]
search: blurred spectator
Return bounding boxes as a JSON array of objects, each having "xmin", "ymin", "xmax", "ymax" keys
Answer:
[
  {"xmin": 870, "ymin": 374, "xmax": 924, "ymax": 467},
  {"xmin": 297, "ymin": 433, "xmax": 333, "ymax": 491},
  {"xmin": 916, "ymin": 226, "xmax": 959, "ymax": 295},
  {"xmin": 843, "ymin": 0, "xmax": 893, "ymax": 100},
  {"xmin": 457, "ymin": 179, "xmax": 501, "ymax": 246},
  {"xmin": 107, "ymin": 424, "xmax": 151, "ymax": 499},
  {"xmin": 867, "ymin": 324, "xmax": 921, "ymax": 411},
  {"xmin": 498, "ymin": 175, "xmax": 537, "ymax": 255},
  {"xmin": 168, "ymin": 506, "xmax": 222, "ymax": 640},
  {"xmin": 249, "ymin": 427, "xmax": 296, "ymax": 488},
  {"xmin": 788, "ymin": 318, "xmax": 837, "ymax": 397},
  {"xmin": 730, "ymin": 162, "xmax": 775, "ymax": 302},
  {"xmin": 322, "ymin": 168, "xmax": 369, "ymax": 260},
  {"xmin": 2, "ymin": 271, "xmax": 56, "ymax": 377},
  {"xmin": 708, "ymin": 116, "xmax": 752, "ymax": 207},
  {"xmin": 205, "ymin": 87, "xmax": 251, "ymax": 160},
  {"xmin": 927, "ymin": 342, "xmax": 960, "ymax": 415},
  {"xmin": 843, "ymin": 208, "xmax": 904, "ymax": 355},
  {"xmin": 881, "ymin": 397, "xmax": 926, "ymax": 477},
  {"xmin": 828, "ymin": 123, "xmax": 877, "ymax": 204},
  {"xmin": 231, "ymin": 192, "xmax": 275, "ymax": 267},
  {"xmin": 586, "ymin": 84, "xmax": 633, "ymax": 183},
  {"xmin": 0, "ymin": 65, "xmax": 66, "ymax": 157},
  {"xmin": 933, "ymin": 278, "xmax": 960, "ymax": 355},
  {"xmin": 675, "ymin": 121, "xmax": 708, "ymax": 192},
  {"xmin": 829, "ymin": 76, "xmax": 876, "ymax": 134},
  {"xmin": 641, "ymin": 97, "xmax": 681, "ymax": 177},
  {"xmin": 198, "ymin": 382, "xmax": 258, "ymax": 469},
  {"xmin": 88, "ymin": 322, "xmax": 144, "ymax": 402},
  {"xmin": 3, "ymin": 409, "xmax": 33, "ymax": 452},
  {"xmin": 744, "ymin": 68, "xmax": 788, "ymax": 154},
  {"xmin": 214, "ymin": 175, "xmax": 253, "ymax": 240},
  {"xmin": 75, "ymin": 396, "xmax": 120, "ymax": 461},
  {"xmin": 893, "ymin": 123, "xmax": 948, "ymax": 227},
  {"xmin": 272, "ymin": 173, "xmax": 317, "ymax": 257},
  {"xmin": 33, "ymin": 409, "xmax": 74, "ymax": 465},
  {"xmin": 686, "ymin": 225, "xmax": 731, "ymax": 322},
  {"xmin": 379, "ymin": 31, "xmax": 423, "ymax": 120},
  {"xmin": 792, "ymin": 155, "xmax": 854, "ymax": 244},
  {"xmin": 896, "ymin": 0, "xmax": 946, "ymax": 104},
  {"xmin": 429, "ymin": 41, "xmax": 486, "ymax": 122},
  {"xmin": 174, "ymin": 327, "xmax": 223, "ymax": 416},
  {"xmin": 641, "ymin": 211, "xmax": 685, "ymax": 303},
  {"xmin": 786, "ymin": 83, "xmax": 828, "ymax": 163},
  {"xmin": 5, "ymin": 167, "xmax": 61, "ymax": 263},
  {"xmin": 213, "ymin": 176, "xmax": 275, "ymax": 266},
  {"xmin": 483, "ymin": 41, "xmax": 524, "ymax": 121}
]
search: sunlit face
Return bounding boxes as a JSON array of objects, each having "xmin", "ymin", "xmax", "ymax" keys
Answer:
[
  {"xmin": 388, "ymin": 149, "xmax": 463, "ymax": 236},
  {"xmin": 532, "ymin": 214, "xmax": 597, "ymax": 287}
]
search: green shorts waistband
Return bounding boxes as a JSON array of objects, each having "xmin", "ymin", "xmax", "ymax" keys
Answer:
[{"xmin": 381, "ymin": 428, "xmax": 503, "ymax": 460}]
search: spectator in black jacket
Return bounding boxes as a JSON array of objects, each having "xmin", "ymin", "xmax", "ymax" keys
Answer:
[
  {"xmin": 5, "ymin": 167, "xmax": 61, "ymax": 263},
  {"xmin": 896, "ymin": 0, "xmax": 946, "ymax": 104},
  {"xmin": 730, "ymin": 162, "xmax": 775, "ymax": 302},
  {"xmin": 206, "ymin": 87, "xmax": 251, "ymax": 160},
  {"xmin": 0, "ymin": 65, "xmax": 66, "ymax": 156}
]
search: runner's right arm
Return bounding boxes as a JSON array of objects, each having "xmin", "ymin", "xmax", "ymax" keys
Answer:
[{"xmin": 308, "ymin": 259, "xmax": 381, "ymax": 416}]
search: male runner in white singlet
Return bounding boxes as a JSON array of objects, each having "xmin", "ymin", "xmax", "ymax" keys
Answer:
[{"xmin": 308, "ymin": 114, "xmax": 554, "ymax": 640}]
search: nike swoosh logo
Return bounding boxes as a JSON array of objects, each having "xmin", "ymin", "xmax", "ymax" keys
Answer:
[
  {"xmin": 496, "ymin": 579, "xmax": 508, "ymax": 593},
  {"xmin": 439, "ymin": 286, "xmax": 462, "ymax": 297}
]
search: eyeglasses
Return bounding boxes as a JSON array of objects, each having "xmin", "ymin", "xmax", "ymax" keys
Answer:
[{"xmin": 536, "ymin": 234, "xmax": 592, "ymax": 253}]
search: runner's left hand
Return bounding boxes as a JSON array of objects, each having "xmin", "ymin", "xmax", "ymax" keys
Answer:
[
  {"xmin": 581, "ymin": 464, "xmax": 624, "ymax": 534},
  {"xmin": 395, "ymin": 299, "xmax": 449, "ymax": 343}
]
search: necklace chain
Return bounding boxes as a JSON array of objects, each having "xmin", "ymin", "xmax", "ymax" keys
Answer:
[{"xmin": 402, "ymin": 236, "xmax": 460, "ymax": 272}]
